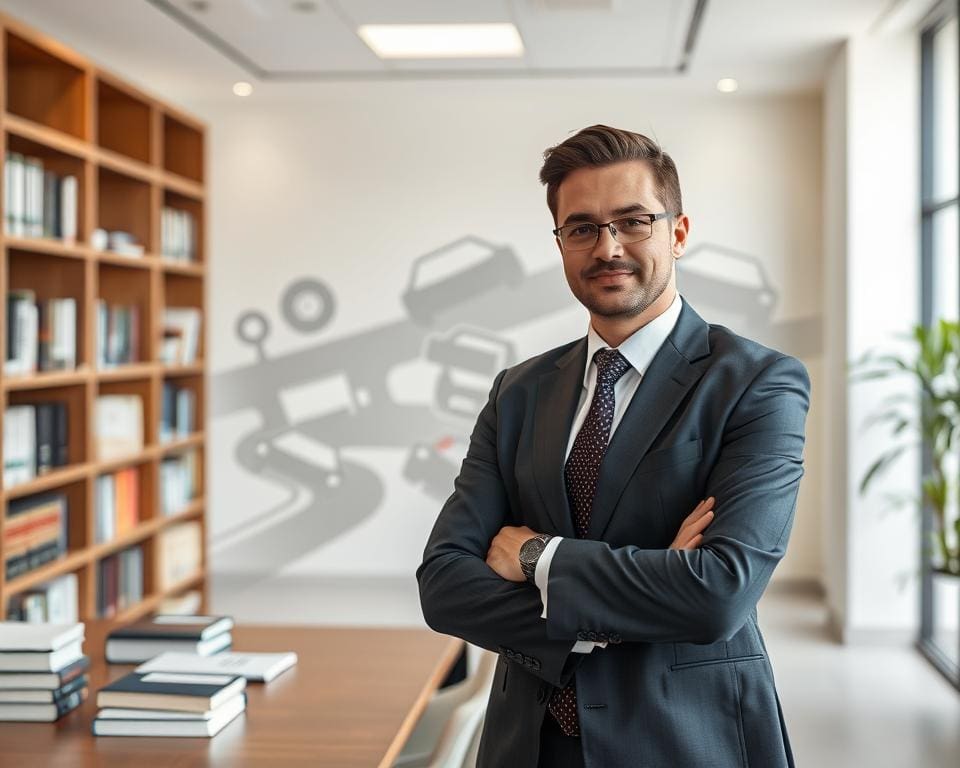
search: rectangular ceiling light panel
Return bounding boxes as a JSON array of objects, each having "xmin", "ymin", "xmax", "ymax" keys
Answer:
[{"xmin": 357, "ymin": 23, "xmax": 525, "ymax": 59}]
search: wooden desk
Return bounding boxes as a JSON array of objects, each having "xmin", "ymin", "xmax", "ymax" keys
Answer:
[{"xmin": 0, "ymin": 621, "xmax": 464, "ymax": 767}]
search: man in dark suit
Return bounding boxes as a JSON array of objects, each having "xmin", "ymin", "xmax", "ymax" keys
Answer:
[{"xmin": 417, "ymin": 125, "xmax": 809, "ymax": 768}]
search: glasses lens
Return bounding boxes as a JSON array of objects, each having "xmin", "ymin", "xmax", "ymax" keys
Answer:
[
  {"xmin": 560, "ymin": 223, "xmax": 598, "ymax": 249},
  {"xmin": 611, "ymin": 217, "xmax": 653, "ymax": 243}
]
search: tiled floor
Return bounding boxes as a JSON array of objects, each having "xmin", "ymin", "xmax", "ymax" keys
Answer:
[{"xmin": 212, "ymin": 574, "xmax": 960, "ymax": 767}]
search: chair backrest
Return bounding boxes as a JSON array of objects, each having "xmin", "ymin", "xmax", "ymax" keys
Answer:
[{"xmin": 426, "ymin": 651, "xmax": 496, "ymax": 768}]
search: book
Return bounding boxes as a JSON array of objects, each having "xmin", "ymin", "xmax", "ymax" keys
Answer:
[
  {"xmin": 0, "ymin": 621, "xmax": 83, "ymax": 651},
  {"xmin": 0, "ymin": 655, "xmax": 89, "ymax": 690},
  {"xmin": 2, "ymin": 404, "xmax": 36, "ymax": 486},
  {"xmin": 0, "ymin": 639, "xmax": 83, "ymax": 672},
  {"xmin": 110, "ymin": 615, "xmax": 233, "ymax": 643},
  {"xmin": 94, "ymin": 394, "xmax": 144, "ymax": 459},
  {"xmin": 157, "ymin": 522, "xmax": 202, "ymax": 588},
  {"xmin": 6, "ymin": 572, "xmax": 79, "ymax": 624},
  {"xmin": 96, "ymin": 671, "xmax": 246, "ymax": 713},
  {"xmin": 137, "ymin": 650, "xmax": 297, "ymax": 683},
  {"xmin": 106, "ymin": 615, "xmax": 233, "ymax": 663},
  {"xmin": 4, "ymin": 493, "xmax": 69, "ymax": 581},
  {"xmin": 0, "ymin": 686, "xmax": 86, "ymax": 721},
  {"xmin": 97, "ymin": 546, "xmax": 144, "ymax": 619},
  {"xmin": 93, "ymin": 692, "xmax": 245, "ymax": 737},
  {"xmin": 160, "ymin": 308, "xmax": 201, "ymax": 365},
  {"xmin": 0, "ymin": 672, "xmax": 87, "ymax": 703}
]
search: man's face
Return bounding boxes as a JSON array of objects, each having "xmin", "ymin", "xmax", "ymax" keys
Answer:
[{"xmin": 554, "ymin": 160, "xmax": 686, "ymax": 320}]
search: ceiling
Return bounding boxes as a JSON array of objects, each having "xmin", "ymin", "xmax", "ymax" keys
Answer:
[{"xmin": 0, "ymin": 0, "xmax": 922, "ymax": 101}]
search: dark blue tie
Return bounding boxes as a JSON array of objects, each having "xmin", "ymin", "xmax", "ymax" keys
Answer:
[{"xmin": 548, "ymin": 347, "xmax": 631, "ymax": 737}]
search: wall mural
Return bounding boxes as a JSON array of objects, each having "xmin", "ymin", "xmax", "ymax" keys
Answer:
[{"xmin": 209, "ymin": 238, "xmax": 822, "ymax": 582}]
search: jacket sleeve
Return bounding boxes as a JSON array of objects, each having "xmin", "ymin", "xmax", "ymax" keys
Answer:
[
  {"xmin": 416, "ymin": 370, "xmax": 578, "ymax": 688},
  {"xmin": 544, "ymin": 355, "xmax": 810, "ymax": 645}
]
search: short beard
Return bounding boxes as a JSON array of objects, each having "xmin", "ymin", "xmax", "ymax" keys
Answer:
[{"xmin": 579, "ymin": 257, "xmax": 673, "ymax": 319}]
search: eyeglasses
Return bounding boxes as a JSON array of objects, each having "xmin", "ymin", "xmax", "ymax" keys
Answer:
[{"xmin": 552, "ymin": 212, "xmax": 674, "ymax": 251}]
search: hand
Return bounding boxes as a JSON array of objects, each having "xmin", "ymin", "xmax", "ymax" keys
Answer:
[
  {"xmin": 670, "ymin": 497, "xmax": 716, "ymax": 550},
  {"xmin": 486, "ymin": 525, "xmax": 540, "ymax": 582}
]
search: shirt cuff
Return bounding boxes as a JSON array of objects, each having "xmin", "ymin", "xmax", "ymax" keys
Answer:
[
  {"xmin": 535, "ymin": 536, "xmax": 607, "ymax": 654},
  {"xmin": 534, "ymin": 536, "xmax": 563, "ymax": 619}
]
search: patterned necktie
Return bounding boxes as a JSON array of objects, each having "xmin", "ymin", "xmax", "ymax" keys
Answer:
[{"xmin": 548, "ymin": 347, "xmax": 631, "ymax": 738}]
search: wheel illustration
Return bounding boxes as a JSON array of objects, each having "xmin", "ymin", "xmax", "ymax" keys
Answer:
[{"xmin": 281, "ymin": 278, "xmax": 335, "ymax": 333}]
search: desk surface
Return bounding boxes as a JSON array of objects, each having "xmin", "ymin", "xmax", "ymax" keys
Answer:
[{"xmin": 0, "ymin": 620, "xmax": 463, "ymax": 768}]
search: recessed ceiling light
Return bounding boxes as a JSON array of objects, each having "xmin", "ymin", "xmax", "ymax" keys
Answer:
[
  {"xmin": 233, "ymin": 81, "xmax": 253, "ymax": 97},
  {"xmin": 716, "ymin": 78, "xmax": 739, "ymax": 93},
  {"xmin": 357, "ymin": 23, "xmax": 525, "ymax": 59},
  {"xmin": 291, "ymin": 0, "xmax": 317, "ymax": 11}
]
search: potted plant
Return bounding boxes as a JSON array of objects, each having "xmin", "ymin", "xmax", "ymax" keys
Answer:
[{"xmin": 853, "ymin": 319, "xmax": 960, "ymax": 578}]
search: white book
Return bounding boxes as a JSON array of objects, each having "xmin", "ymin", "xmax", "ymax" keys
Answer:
[
  {"xmin": 52, "ymin": 298, "xmax": 77, "ymax": 370},
  {"xmin": 0, "ymin": 687, "xmax": 86, "ymax": 721},
  {"xmin": 137, "ymin": 650, "xmax": 298, "ymax": 683},
  {"xmin": 162, "ymin": 307, "xmax": 201, "ymax": 364},
  {"xmin": 17, "ymin": 299, "xmax": 38, "ymax": 374},
  {"xmin": 93, "ymin": 692, "xmax": 245, "ymax": 737},
  {"xmin": 0, "ymin": 639, "xmax": 84, "ymax": 672},
  {"xmin": 0, "ymin": 622, "xmax": 83, "ymax": 652},
  {"xmin": 9, "ymin": 152, "xmax": 25, "ymax": 236},
  {"xmin": 106, "ymin": 632, "xmax": 231, "ymax": 665},
  {"xmin": 95, "ymin": 395, "xmax": 144, "ymax": 460},
  {"xmin": 60, "ymin": 175, "xmax": 77, "ymax": 243},
  {"xmin": 3, "ymin": 404, "xmax": 36, "ymax": 486},
  {"xmin": 45, "ymin": 573, "xmax": 79, "ymax": 625},
  {"xmin": 25, "ymin": 157, "xmax": 44, "ymax": 237}
]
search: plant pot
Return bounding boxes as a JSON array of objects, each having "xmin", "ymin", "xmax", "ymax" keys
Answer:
[{"xmin": 932, "ymin": 568, "xmax": 960, "ymax": 669}]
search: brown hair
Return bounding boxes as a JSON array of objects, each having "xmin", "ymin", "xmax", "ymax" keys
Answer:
[{"xmin": 539, "ymin": 125, "xmax": 682, "ymax": 224}]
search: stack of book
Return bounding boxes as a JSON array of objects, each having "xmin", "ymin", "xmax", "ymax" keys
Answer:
[
  {"xmin": 95, "ymin": 299, "xmax": 141, "ymax": 368},
  {"xmin": 160, "ymin": 451, "xmax": 198, "ymax": 515},
  {"xmin": 159, "ymin": 381, "xmax": 196, "ymax": 443},
  {"xmin": 160, "ymin": 308, "xmax": 201, "ymax": 365},
  {"xmin": 6, "ymin": 573, "xmax": 78, "ymax": 624},
  {"xmin": 3, "ymin": 152, "xmax": 78, "ymax": 242},
  {"xmin": 2, "ymin": 402, "xmax": 69, "ymax": 487},
  {"xmin": 97, "ymin": 546, "xmax": 144, "ymax": 619},
  {"xmin": 160, "ymin": 206, "xmax": 196, "ymax": 263},
  {"xmin": 94, "ymin": 467, "xmax": 140, "ymax": 544},
  {"xmin": 105, "ymin": 615, "xmax": 233, "ymax": 664},
  {"xmin": 92, "ymin": 670, "xmax": 245, "ymax": 737},
  {"xmin": 3, "ymin": 492, "xmax": 69, "ymax": 582},
  {"xmin": 0, "ymin": 622, "xmax": 88, "ymax": 722},
  {"xmin": 5, "ymin": 290, "xmax": 77, "ymax": 375}
]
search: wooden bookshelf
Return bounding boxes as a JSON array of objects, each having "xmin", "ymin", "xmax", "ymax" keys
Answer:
[{"xmin": 0, "ymin": 13, "xmax": 207, "ymax": 622}]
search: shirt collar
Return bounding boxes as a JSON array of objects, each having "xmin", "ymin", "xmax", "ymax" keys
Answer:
[{"xmin": 583, "ymin": 291, "xmax": 684, "ymax": 387}]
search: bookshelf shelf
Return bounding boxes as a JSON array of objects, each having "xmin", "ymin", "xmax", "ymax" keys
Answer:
[
  {"xmin": 3, "ymin": 369, "xmax": 91, "ymax": 391},
  {"xmin": 5, "ymin": 235, "xmax": 87, "ymax": 260},
  {"xmin": 3, "ymin": 112, "xmax": 91, "ymax": 161},
  {"xmin": 1, "ymin": 12, "xmax": 207, "ymax": 624},
  {"xmin": 3, "ymin": 462, "xmax": 89, "ymax": 500},
  {"xmin": 3, "ymin": 550, "xmax": 89, "ymax": 598}
]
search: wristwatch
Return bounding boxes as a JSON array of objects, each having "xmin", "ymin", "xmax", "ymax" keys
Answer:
[{"xmin": 518, "ymin": 534, "xmax": 553, "ymax": 584}]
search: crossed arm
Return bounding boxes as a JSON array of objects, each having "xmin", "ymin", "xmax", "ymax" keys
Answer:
[{"xmin": 417, "ymin": 356, "xmax": 810, "ymax": 685}]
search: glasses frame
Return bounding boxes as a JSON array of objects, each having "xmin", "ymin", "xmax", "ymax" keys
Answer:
[{"xmin": 552, "ymin": 211, "xmax": 674, "ymax": 251}]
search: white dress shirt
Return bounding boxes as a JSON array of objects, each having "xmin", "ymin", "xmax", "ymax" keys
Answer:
[{"xmin": 534, "ymin": 291, "xmax": 684, "ymax": 653}]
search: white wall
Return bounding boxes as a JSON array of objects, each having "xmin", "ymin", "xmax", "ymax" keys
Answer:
[
  {"xmin": 190, "ymin": 81, "xmax": 826, "ymax": 585},
  {"xmin": 823, "ymin": 28, "xmax": 922, "ymax": 642}
]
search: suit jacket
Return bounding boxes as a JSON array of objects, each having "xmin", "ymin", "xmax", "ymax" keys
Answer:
[{"xmin": 417, "ymin": 298, "xmax": 810, "ymax": 768}]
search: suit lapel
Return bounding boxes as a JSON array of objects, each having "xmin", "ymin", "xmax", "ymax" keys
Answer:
[
  {"xmin": 588, "ymin": 300, "xmax": 712, "ymax": 540},
  {"xmin": 532, "ymin": 340, "xmax": 585, "ymax": 538}
]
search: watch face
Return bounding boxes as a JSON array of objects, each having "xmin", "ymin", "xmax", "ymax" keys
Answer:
[{"xmin": 519, "ymin": 537, "xmax": 546, "ymax": 566}]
